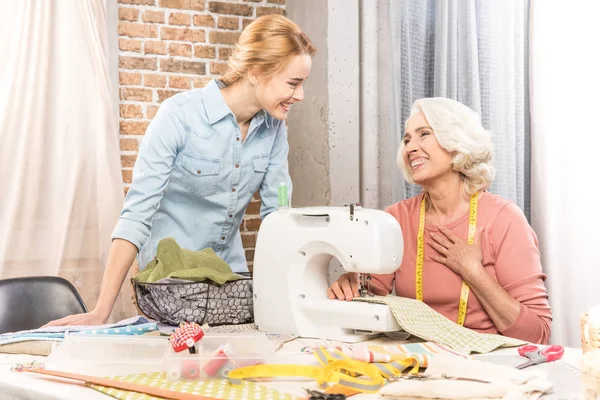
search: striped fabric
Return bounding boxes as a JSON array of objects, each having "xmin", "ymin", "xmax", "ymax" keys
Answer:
[{"xmin": 360, "ymin": 341, "xmax": 470, "ymax": 368}]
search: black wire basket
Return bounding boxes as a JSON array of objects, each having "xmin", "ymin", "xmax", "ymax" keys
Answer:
[{"xmin": 131, "ymin": 274, "xmax": 254, "ymax": 326}]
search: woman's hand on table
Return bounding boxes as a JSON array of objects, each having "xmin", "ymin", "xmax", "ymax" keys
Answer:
[{"xmin": 42, "ymin": 308, "xmax": 108, "ymax": 327}]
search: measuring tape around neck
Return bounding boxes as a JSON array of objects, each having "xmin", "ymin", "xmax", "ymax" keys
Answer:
[{"xmin": 415, "ymin": 192, "xmax": 478, "ymax": 326}]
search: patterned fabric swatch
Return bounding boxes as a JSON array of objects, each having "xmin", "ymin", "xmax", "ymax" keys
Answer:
[
  {"xmin": 354, "ymin": 295, "xmax": 525, "ymax": 354},
  {"xmin": 88, "ymin": 371, "xmax": 297, "ymax": 400},
  {"xmin": 362, "ymin": 341, "xmax": 470, "ymax": 368},
  {"xmin": 0, "ymin": 317, "xmax": 156, "ymax": 345}
]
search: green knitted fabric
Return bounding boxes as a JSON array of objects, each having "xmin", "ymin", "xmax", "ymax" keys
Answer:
[{"xmin": 133, "ymin": 237, "xmax": 244, "ymax": 284}]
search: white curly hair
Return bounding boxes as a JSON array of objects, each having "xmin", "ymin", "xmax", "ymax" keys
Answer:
[{"xmin": 397, "ymin": 97, "xmax": 496, "ymax": 198}]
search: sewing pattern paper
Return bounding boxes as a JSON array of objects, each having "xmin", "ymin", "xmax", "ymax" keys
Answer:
[
  {"xmin": 354, "ymin": 295, "xmax": 525, "ymax": 354},
  {"xmin": 88, "ymin": 371, "xmax": 296, "ymax": 400}
]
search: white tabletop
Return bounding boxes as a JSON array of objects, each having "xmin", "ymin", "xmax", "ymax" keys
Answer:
[
  {"xmin": 0, "ymin": 353, "xmax": 110, "ymax": 400},
  {"xmin": 0, "ymin": 339, "xmax": 584, "ymax": 400}
]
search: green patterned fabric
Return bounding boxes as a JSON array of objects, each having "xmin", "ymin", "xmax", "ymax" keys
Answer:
[
  {"xmin": 354, "ymin": 295, "xmax": 525, "ymax": 354},
  {"xmin": 88, "ymin": 371, "xmax": 297, "ymax": 400}
]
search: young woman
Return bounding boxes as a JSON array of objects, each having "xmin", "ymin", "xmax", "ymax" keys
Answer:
[
  {"xmin": 329, "ymin": 98, "xmax": 552, "ymax": 344},
  {"xmin": 47, "ymin": 15, "xmax": 317, "ymax": 326}
]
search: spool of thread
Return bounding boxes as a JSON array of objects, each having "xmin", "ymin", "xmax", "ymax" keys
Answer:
[
  {"xmin": 277, "ymin": 182, "xmax": 289, "ymax": 209},
  {"xmin": 203, "ymin": 344, "xmax": 234, "ymax": 378},
  {"xmin": 181, "ymin": 359, "xmax": 200, "ymax": 380},
  {"xmin": 219, "ymin": 361, "xmax": 234, "ymax": 379},
  {"xmin": 167, "ymin": 367, "xmax": 181, "ymax": 381}
]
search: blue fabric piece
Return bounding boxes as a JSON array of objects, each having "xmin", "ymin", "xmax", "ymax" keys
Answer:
[
  {"xmin": 111, "ymin": 79, "xmax": 292, "ymax": 273},
  {"xmin": 0, "ymin": 316, "xmax": 157, "ymax": 345}
]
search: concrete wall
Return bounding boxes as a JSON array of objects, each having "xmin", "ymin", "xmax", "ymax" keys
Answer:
[
  {"xmin": 287, "ymin": 0, "xmax": 363, "ymax": 284},
  {"xmin": 286, "ymin": 0, "xmax": 361, "ymax": 207},
  {"xmin": 285, "ymin": 0, "xmax": 331, "ymax": 207}
]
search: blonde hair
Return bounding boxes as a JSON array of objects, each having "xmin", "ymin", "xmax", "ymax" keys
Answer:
[
  {"xmin": 397, "ymin": 98, "xmax": 496, "ymax": 198},
  {"xmin": 220, "ymin": 15, "xmax": 317, "ymax": 85}
]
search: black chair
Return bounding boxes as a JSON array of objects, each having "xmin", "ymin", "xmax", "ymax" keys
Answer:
[{"xmin": 0, "ymin": 276, "xmax": 88, "ymax": 334}]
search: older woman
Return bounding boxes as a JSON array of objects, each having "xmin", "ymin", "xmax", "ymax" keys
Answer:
[{"xmin": 328, "ymin": 98, "xmax": 552, "ymax": 344}]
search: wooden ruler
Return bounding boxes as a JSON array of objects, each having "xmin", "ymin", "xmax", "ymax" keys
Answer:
[
  {"xmin": 24, "ymin": 368, "xmax": 221, "ymax": 400},
  {"xmin": 23, "ymin": 368, "xmax": 353, "ymax": 399}
]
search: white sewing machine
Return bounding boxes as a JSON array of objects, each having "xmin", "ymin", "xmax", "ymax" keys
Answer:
[{"xmin": 253, "ymin": 204, "xmax": 404, "ymax": 342}]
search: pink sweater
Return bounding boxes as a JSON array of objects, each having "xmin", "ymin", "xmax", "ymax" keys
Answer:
[{"xmin": 372, "ymin": 192, "xmax": 552, "ymax": 344}]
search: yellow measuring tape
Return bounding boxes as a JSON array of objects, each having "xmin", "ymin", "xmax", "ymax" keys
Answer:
[
  {"xmin": 415, "ymin": 192, "xmax": 478, "ymax": 326},
  {"xmin": 228, "ymin": 347, "xmax": 420, "ymax": 393}
]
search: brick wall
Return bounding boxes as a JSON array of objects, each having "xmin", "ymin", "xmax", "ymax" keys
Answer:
[{"xmin": 118, "ymin": 0, "xmax": 286, "ymax": 269}]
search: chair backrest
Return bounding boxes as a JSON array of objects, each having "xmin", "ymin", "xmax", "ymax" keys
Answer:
[{"xmin": 0, "ymin": 276, "xmax": 87, "ymax": 334}]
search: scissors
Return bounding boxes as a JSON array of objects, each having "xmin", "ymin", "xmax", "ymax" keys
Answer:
[
  {"xmin": 515, "ymin": 344, "xmax": 564, "ymax": 369},
  {"xmin": 305, "ymin": 389, "xmax": 346, "ymax": 400}
]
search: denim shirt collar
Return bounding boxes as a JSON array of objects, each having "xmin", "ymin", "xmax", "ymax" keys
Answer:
[{"xmin": 202, "ymin": 79, "xmax": 270, "ymax": 129}]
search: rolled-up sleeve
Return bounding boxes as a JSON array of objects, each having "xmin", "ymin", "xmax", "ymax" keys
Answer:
[
  {"xmin": 258, "ymin": 120, "xmax": 292, "ymax": 219},
  {"xmin": 492, "ymin": 203, "xmax": 552, "ymax": 344},
  {"xmin": 111, "ymin": 98, "xmax": 187, "ymax": 250}
]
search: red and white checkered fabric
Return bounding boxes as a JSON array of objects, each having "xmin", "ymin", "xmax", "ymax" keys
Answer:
[{"xmin": 169, "ymin": 322, "xmax": 204, "ymax": 352}]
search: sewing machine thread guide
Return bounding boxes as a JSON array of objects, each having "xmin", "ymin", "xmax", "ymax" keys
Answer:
[
  {"xmin": 359, "ymin": 273, "xmax": 374, "ymax": 297},
  {"xmin": 346, "ymin": 202, "xmax": 362, "ymax": 221}
]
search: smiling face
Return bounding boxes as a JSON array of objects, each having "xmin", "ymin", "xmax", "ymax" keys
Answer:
[
  {"xmin": 402, "ymin": 112, "xmax": 455, "ymax": 186},
  {"xmin": 253, "ymin": 54, "xmax": 312, "ymax": 120}
]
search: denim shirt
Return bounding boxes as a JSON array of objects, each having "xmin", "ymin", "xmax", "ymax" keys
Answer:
[{"xmin": 111, "ymin": 79, "xmax": 292, "ymax": 272}]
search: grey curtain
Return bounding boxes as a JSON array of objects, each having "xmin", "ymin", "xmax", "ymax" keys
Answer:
[{"xmin": 361, "ymin": 0, "xmax": 530, "ymax": 215}]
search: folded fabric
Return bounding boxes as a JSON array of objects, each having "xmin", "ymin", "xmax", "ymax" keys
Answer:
[
  {"xmin": 379, "ymin": 353, "xmax": 553, "ymax": 400},
  {"xmin": 0, "ymin": 316, "xmax": 157, "ymax": 345},
  {"xmin": 355, "ymin": 295, "xmax": 525, "ymax": 354},
  {"xmin": 0, "ymin": 340, "xmax": 54, "ymax": 356},
  {"xmin": 133, "ymin": 237, "xmax": 243, "ymax": 284},
  {"xmin": 351, "ymin": 342, "xmax": 470, "ymax": 368}
]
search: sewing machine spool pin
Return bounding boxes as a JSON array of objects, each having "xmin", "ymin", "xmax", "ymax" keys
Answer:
[{"xmin": 347, "ymin": 202, "xmax": 363, "ymax": 221}]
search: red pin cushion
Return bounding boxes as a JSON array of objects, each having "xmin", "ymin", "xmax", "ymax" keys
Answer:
[{"xmin": 169, "ymin": 322, "xmax": 205, "ymax": 353}]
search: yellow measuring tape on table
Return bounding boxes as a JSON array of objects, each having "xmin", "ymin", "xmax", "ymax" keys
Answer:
[
  {"xmin": 228, "ymin": 347, "xmax": 420, "ymax": 394},
  {"xmin": 416, "ymin": 193, "xmax": 478, "ymax": 326}
]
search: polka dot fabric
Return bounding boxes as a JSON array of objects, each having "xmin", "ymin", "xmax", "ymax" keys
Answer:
[
  {"xmin": 72, "ymin": 323, "xmax": 157, "ymax": 336},
  {"xmin": 88, "ymin": 371, "xmax": 297, "ymax": 400}
]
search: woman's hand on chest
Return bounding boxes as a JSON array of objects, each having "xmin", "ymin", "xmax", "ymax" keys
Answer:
[{"xmin": 428, "ymin": 225, "xmax": 485, "ymax": 280}]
